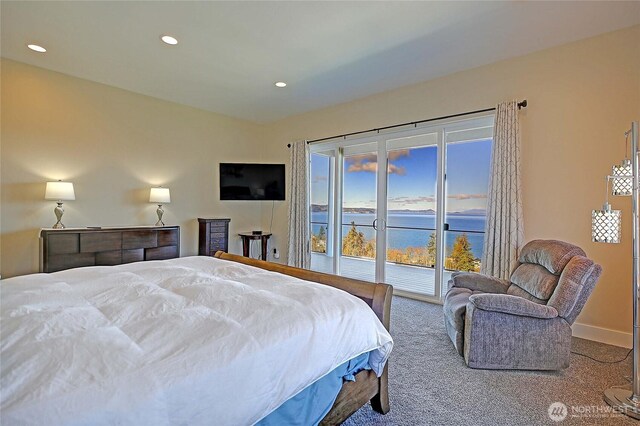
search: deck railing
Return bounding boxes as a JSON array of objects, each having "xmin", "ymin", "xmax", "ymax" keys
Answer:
[{"xmin": 311, "ymin": 220, "xmax": 485, "ymax": 273}]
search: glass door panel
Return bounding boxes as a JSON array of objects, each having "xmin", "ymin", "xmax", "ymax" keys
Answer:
[
  {"xmin": 340, "ymin": 146, "xmax": 378, "ymax": 282},
  {"xmin": 310, "ymin": 152, "xmax": 334, "ymax": 274},
  {"xmin": 385, "ymin": 133, "xmax": 439, "ymax": 296},
  {"xmin": 443, "ymin": 138, "xmax": 492, "ymax": 283}
]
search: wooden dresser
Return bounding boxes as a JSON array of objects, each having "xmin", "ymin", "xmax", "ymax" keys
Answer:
[
  {"xmin": 198, "ymin": 218, "xmax": 231, "ymax": 256},
  {"xmin": 40, "ymin": 226, "xmax": 180, "ymax": 273}
]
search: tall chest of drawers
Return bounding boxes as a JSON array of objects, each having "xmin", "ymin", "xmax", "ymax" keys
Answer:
[{"xmin": 198, "ymin": 218, "xmax": 231, "ymax": 256}]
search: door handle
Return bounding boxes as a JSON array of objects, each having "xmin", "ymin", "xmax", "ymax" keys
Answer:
[{"xmin": 373, "ymin": 218, "xmax": 387, "ymax": 231}]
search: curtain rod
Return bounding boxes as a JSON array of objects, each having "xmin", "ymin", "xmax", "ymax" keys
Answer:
[{"xmin": 286, "ymin": 100, "xmax": 527, "ymax": 148}]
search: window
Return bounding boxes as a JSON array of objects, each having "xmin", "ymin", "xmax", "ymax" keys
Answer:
[{"xmin": 308, "ymin": 115, "xmax": 493, "ymax": 301}]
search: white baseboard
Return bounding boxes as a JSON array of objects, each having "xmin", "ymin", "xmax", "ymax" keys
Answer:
[
  {"xmin": 393, "ymin": 289, "xmax": 444, "ymax": 305},
  {"xmin": 571, "ymin": 322, "xmax": 632, "ymax": 349},
  {"xmin": 394, "ymin": 292, "xmax": 632, "ymax": 348}
]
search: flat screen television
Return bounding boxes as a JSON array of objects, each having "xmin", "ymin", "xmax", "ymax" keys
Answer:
[{"xmin": 219, "ymin": 163, "xmax": 285, "ymax": 200}]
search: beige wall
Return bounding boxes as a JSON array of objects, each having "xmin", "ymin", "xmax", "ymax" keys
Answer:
[
  {"xmin": 1, "ymin": 59, "xmax": 268, "ymax": 278},
  {"xmin": 263, "ymin": 25, "xmax": 640, "ymax": 337},
  {"xmin": 2, "ymin": 25, "xmax": 639, "ymax": 340}
]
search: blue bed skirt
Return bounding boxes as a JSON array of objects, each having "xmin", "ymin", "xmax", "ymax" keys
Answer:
[{"xmin": 256, "ymin": 352, "xmax": 372, "ymax": 426}]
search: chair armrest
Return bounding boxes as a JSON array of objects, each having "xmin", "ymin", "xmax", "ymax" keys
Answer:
[
  {"xmin": 448, "ymin": 272, "xmax": 510, "ymax": 294},
  {"xmin": 468, "ymin": 294, "xmax": 559, "ymax": 319}
]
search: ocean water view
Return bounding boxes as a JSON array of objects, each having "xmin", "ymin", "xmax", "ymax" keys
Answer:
[{"xmin": 311, "ymin": 212, "xmax": 486, "ymax": 259}]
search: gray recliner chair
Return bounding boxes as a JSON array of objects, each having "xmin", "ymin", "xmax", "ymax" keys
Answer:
[{"xmin": 443, "ymin": 239, "xmax": 602, "ymax": 370}]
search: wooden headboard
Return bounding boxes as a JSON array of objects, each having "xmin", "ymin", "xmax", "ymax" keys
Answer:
[{"xmin": 40, "ymin": 226, "xmax": 180, "ymax": 273}]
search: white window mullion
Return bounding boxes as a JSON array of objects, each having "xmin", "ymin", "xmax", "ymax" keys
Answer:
[
  {"xmin": 435, "ymin": 129, "xmax": 446, "ymax": 300},
  {"xmin": 375, "ymin": 140, "xmax": 388, "ymax": 283},
  {"xmin": 333, "ymin": 147, "xmax": 344, "ymax": 275}
]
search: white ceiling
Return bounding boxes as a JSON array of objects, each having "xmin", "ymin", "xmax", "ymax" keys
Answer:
[{"xmin": 2, "ymin": 1, "xmax": 639, "ymax": 123}]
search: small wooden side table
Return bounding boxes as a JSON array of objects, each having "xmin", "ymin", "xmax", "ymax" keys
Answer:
[{"xmin": 238, "ymin": 232, "xmax": 272, "ymax": 261}]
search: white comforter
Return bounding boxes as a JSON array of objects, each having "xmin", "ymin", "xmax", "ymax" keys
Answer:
[{"xmin": 1, "ymin": 256, "xmax": 393, "ymax": 425}]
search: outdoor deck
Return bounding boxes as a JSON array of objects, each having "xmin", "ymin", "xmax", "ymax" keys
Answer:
[{"xmin": 311, "ymin": 252, "xmax": 453, "ymax": 296}]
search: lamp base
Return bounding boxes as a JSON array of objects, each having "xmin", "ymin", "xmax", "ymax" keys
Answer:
[
  {"xmin": 52, "ymin": 202, "xmax": 65, "ymax": 229},
  {"xmin": 155, "ymin": 204, "xmax": 165, "ymax": 227},
  {"xmin": 604, "ymin": 384, "xmax": 640, "ymax": 419}
]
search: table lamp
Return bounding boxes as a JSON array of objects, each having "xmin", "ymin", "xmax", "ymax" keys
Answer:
[
  {"xmin": 149, "ymin": 187, "xmax": 170, "ymax": 226},
  {"xmin": 45, "ymin": 180, "xmax": 75, "ymax": 229}
]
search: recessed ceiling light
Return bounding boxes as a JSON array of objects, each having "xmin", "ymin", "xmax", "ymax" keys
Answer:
[
  {"xmin": 27, "ymin": 44, "xmax": 46, "ymax": 53},
  {"xmin": 275, "ymin": 82, "xmax": 287, "ymax": 88},
  {"xmin": 161, "ymin": 35, "xmax": 178, "ymax": 45}
]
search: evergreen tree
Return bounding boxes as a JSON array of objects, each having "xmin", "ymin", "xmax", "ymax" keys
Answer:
[
  {"xmin": 426, "ymin": 232, "xmax": 436, "ymax": 267},
  {"xmin": 386, "ymin": 248, "xmax": 403, "ymax": 263},
  {"xmin": 342, "ymin": 222, "xmax": 366, "ymax": 257},
  {"xmin": 311, "ymin": 226, "xmax": 328, "ymax": 253},
  {"xmin": 364, "ymin": 240, "xmax": 376, "ymax": 259},
  {"xmin": 311, "ymin": 234, "xmax": 325, "ymax": 253},
  {"xmin": 449, "ymin": 233, "xmax": 477, "ymax": 271}
]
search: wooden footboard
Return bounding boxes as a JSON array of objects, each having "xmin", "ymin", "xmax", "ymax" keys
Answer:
[{"xmin": 213, "ymin": 252, "xmax": 392, "ymax": 423}]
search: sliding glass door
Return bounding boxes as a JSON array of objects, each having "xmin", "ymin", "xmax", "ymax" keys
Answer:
[
  {"xmin": 340, "ymin": 143, "xmax": 379, "ymax": 282},
  {"xmin": 310, "ymin": 151, "xmax": 334, "ymax": 274},
  {"xmin": 443, "ymin": 120, "xmax": 494, "ymax": 284},
  {"xmin": 384, "ymin": 132, "xmax": 440, "ymax": 296},
  {"xmin": 309, "ymin": 115, "xmax": 493, "ymax": 301}
]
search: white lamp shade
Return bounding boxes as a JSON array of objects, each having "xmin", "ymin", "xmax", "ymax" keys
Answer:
[
  {"xmin": 592, "ymin": 206, "xmax": 622, "ymax": 243},
  {"xmin": 149, "ymin": 187, "xmax": 171, "ymax": 204},
  {"xmin": 612, "ymin": 159, "xmax": 633, "ymax": 196},
  {"xmin": 45, "ymin": 181, "xmax": 75, "ymax": 201}
]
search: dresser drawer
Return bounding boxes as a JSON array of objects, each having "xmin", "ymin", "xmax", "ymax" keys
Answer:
[
  {"xmin": 47, "ymin": 253, "xmax": 95, "ymax": 272},
  {"xmin": 209, "ymin": 231, "xmax": 226, "ymax": 239},
  {"xmin": 146, "ymin": 245, "xmax": 178, "ymax": 261},
  {"xmin": 48, "ymin": 234, "xmax": 80, "ymax": 255},
  {"xmin": 209, "ymin": 224, "xmax": 228, "ymax": 233},
  {"xmin": 158, "ymin": 229, "xmax": 179, "ymax": 247},
  {"xmin": 81, "ymin": 232, "xmax": 121, "ymax": 253},
  {"xmin": 123, "ymin": 230, "xmax": 157, "ymax": 249},
  {"xmin": 122, "ymin": 249, "xmax": 144, "ymax": 264},
  {"xmin": 96, "ymin": 250, "xmax": 122, "ymax": 265},
  {"xmin": 209, "ymin": 238, "xmax": 227, "ymax": 251}
]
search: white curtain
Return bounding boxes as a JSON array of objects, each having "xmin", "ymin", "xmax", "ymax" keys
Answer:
[
  {"xmin": 287, "ymin": 140, "xmax": 311, "ymax": 269},
  {"xmin": 481, "ymin": 100, "xmax": 525, "ymax": 279}
]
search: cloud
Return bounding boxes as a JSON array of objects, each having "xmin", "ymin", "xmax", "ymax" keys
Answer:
[
  {"xmin": 347, "ymin": 153, "xmax": 376, "ymax": 164},
  {"xmin": 386, "ymin": 193, "xmax": 486, "ymax": 205},
  {"xmin": 312, "ymin": 175, "xmax": 328, "ymax": 183},
  {"xmin": 347, "ymin": 162, "xmax": 406, "ymax": 175},
  {"xmin": 447, "ymin": 193, "xmax": 487, "ymax": 200},
  {"xmin": 345, "ymin": 150, "xmax": 410, "ymax": 175},
  {"xmin": 388, "ymin": 196, "xmax": 436, "ymax": 204},
  {"xmin": 389, "ymin": 194, "xmax": 487, "ymax": 204},
  {"xmin": 348, "ymin": 161, "xmax": 377, "ymax": 173},
  {"xmin": 388, "ymin": 150, "xmax": 410, "ymax": 161},
  {"xmin": 388, "ymin": 164, "xmax": 406, "ymax": 175}
]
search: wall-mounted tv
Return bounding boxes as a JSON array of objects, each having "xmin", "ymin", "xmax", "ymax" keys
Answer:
[{"xmin": 219, "ymin": 163, "xmax": 285, "ymax": 201}]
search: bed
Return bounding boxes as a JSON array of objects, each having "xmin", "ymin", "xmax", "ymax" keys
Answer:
[{"xmin": 1, "ymin": 228, "xmax": 393, "ymax": 425}]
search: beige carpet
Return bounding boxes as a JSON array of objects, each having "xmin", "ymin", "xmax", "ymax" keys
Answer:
[{"xmin": 343, "ymin": 296, "xmax": 634, "ymax": 425}]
